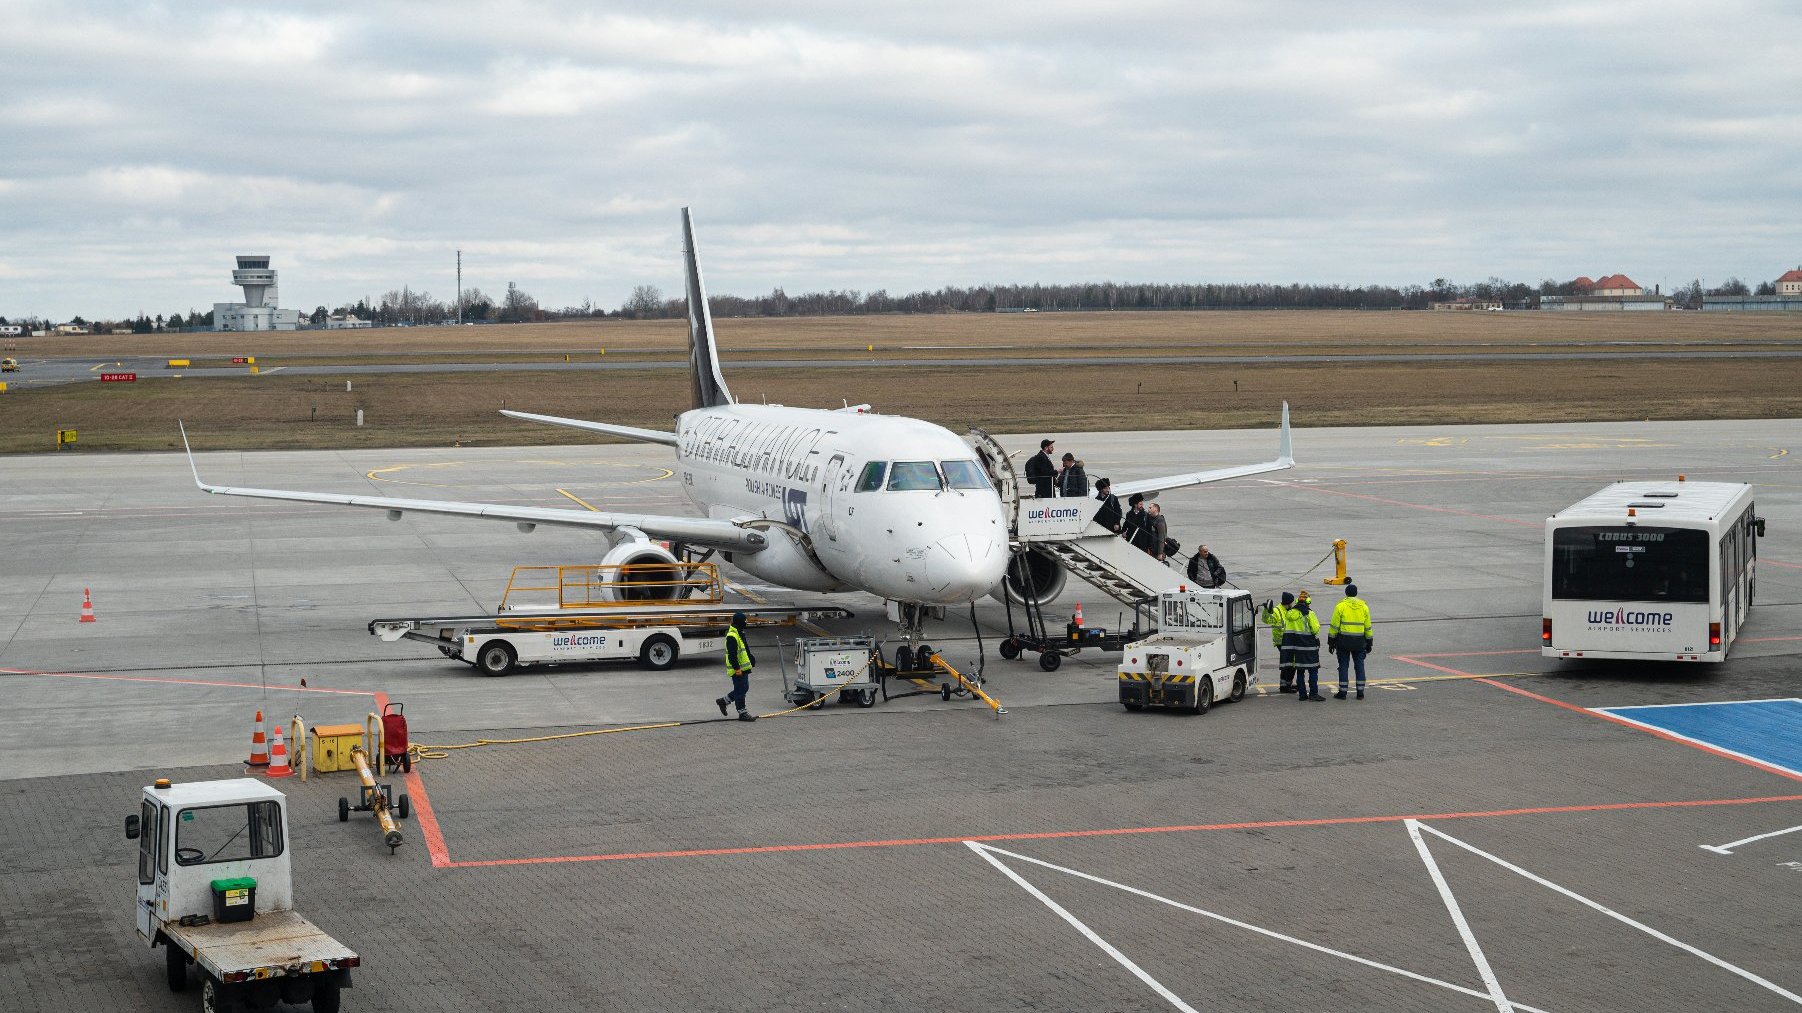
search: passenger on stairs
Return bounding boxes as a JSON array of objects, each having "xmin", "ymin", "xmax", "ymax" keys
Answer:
[
  {"xmin": 1187, "ymin": 544, "xmax": 1228, "ymax": 588},
  {"xmin": 1122, "ymin": 494, "xmax": 1152, "ymax": 552},
  {"xmin": 1093, "ymin": 478, "xmax": 1123, "ymax": 533},
  {"xmin": 1024, "ymin": 439, "xmax": 1058, "ymax": 498},
  {"xmin": 1146, "ymin": 502, "xmax": 1171, "ymax": 562},
  {"xmin": 1057, "ymin": 453, "xmax": 1089, "ymax": 498}
]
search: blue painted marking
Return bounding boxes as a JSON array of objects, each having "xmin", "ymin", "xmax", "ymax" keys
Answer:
[{"xmin": 1599, "ymin": 699, "xmax": 1802, "ymax": 777}]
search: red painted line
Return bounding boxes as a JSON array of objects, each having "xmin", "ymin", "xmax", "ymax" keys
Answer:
[
  {"xmin": 1276, "ymin": 481, "xmax": 1539, "ymax": 528},
  {"xmin": 366, "ymin": 689, "xmax": 451, "ymax": 868},
  {"xmin": 1761, "ymin": 559, "xmax": 1802, "ymax": 570},
  {"xmin": 1475, "ymin": 678, "xmax": 1802, "ymax": 784},
  {"xmin": 1744, "ymin": 635, "xmax": 1802, "ymax": 643},
  {"xmin": 440, "ymin": 794, "xmax": 1802, "ymax": 868},
  {"xmin": 0, "ymin": 666, "xmax": 373, "ymax": 696}
]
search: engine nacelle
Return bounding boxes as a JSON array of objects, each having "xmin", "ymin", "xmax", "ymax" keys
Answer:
[
  {"xmin": 598, "ymin": 539, "xmax": 686, "ymax": 602},
  {"xmin": 990, "ymin": 550, "xmax": 1068, "ymax": 605},
  {"xmin": 726, "ymin": 532, "xmax": 846, "ymax": 593}
]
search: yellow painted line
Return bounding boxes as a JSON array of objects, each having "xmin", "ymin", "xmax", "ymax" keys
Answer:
[
  {"xmin": 1771, "ymin": 448, "xmax": 1789, "ymax": 460},
  {"xmin": 556, "ymin": 488, "xmax": 601, "ymax": 512},
  {"xmin": 1249, "ymin": 670, "xmax": 1533, "ymax": 697}
]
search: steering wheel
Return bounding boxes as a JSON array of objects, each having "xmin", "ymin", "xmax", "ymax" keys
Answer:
[{"xmin": 175, "ymin": 847, "xmax": 206, "ymax": 865}]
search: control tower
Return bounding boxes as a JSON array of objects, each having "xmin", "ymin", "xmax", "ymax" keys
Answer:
[
  {"xmin": 214, "ymin": 255, "xmax": 301, "ymax": 331},
  {"xmin": 232, "ymin": 256, "xmax": 277, "ymax": 307}
]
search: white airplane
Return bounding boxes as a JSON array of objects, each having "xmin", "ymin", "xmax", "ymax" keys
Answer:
[{"xmin": 183, "ymin": 208, "xmax": 1293, "ymax": 638}]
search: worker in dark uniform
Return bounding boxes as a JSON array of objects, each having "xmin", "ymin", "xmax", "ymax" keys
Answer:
[
  {"xmin": 716, "ymin": 612, "xmax": 758, "ymax": 721},
  {"xmin": 1260, "ymin": 592, "xmax": 1296, "ymax": 693},
  {"xmin": 1024, "ymin": 439, "xmax": 1058, "ymax": 498},
  {"xmin": 1093, "ymin": 478, "xmax": 1123, "ymax": 533},
  {"xmin": 1283, "ymin": 591, "xmax": 1323, "ymax": 701},
  {"xmin": 1330, "ymin": 583, "xmax": 1374, "ymax": 700}
]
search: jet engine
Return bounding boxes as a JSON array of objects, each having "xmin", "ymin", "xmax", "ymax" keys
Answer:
[
  {"xmin": 597, "ymin": 538, "xmax": 687, "ymax": 601},
  {"xmin": 990, "ymin": 550, "xmax": 1067, "ymax": 605}
]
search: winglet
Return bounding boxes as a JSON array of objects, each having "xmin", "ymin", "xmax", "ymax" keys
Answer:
[
  {"xmin": 1278, "ymin": 401, "xmax": 1294, "ymax": 466},
  {"xmin": 178, "ymin": 421, "xmax": 210, "ymax": 491}
]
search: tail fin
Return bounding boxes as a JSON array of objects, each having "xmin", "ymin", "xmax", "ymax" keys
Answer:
[{"xmin": 681, "ymin": 207, "xmax": 734, "ymax": 409}]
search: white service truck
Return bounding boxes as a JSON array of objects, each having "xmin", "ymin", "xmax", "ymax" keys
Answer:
[
  {"xmin": 129, "ymin": 778, "xmax": 358, "ymax": 1013},
  {"xmin": 1117, "ymin": 588, "xmax": 1259, "ymax": 713}
]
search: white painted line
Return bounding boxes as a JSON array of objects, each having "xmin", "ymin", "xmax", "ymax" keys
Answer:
[
  {"xmin": 255, "ymin": 366, "xmax": 286, "ymax": 375},
  {"xmin": 1591, "ymin": 708, "xmax": 1802, "ymax": 779},
  {"xmin": 1594, "ymin": 697, "xmax": 1802, "ymax": 710},
  {"xmin": 968, "ymin": 841, "xmax": 1552, "ymax": 1012},
  {"xmin": 1701, "ymin": 823, "xmax": 1802, "ymax": 856},
  {"xmin": 1406, "ymin": 819, "xmax": 1516, "ymax": 1012},
  {"xmin": 963, "ymin": 841, "xmax": 1197, "ymax": 1013},
  {"xmin": 1415, "ymin": 822, "xmax": 1802, "ymax": 1005}
]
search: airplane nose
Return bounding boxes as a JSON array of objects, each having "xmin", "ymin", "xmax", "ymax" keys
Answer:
[{"xmin": 925, "ymin": 534, "xmax": 1005, "ymax": 600}]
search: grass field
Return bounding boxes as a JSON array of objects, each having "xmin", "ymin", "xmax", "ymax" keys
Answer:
[
  {"xmin": 7, "ymin": 356, "xmax": 1802, "ymax": 455},
  {"xmin": 13, "ymin": 308, "xmax": 1802, "ymax": 359}
]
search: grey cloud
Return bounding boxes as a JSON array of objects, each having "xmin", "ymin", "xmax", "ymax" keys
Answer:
[{"xmin": 2, "ymin": 0, "xmax": 1800, "ymax": 319}]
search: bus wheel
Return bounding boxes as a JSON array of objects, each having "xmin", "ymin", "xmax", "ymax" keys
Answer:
[{"xmin": 1189, "ymin": 678, "xmax": 1213, "ymax": 715}]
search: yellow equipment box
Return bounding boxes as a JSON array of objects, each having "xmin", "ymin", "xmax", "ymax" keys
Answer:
[
  {"xmin": 309, "ymin": 724, "xmax": 366, "ymax": 773},
  {"xmin": 166, "ymin": 359, "xmax": 190, "ymax": 368}
]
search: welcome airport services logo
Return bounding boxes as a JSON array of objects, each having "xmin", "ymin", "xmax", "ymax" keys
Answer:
[{"xmin": 1585, "ymin": 607, "xmax": 1674, "ymax": 630}]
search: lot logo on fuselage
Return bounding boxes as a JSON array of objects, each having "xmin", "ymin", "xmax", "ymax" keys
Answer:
[{"xmin": 784, "ymin": 488, "xmax": 809, "ymax": 533}]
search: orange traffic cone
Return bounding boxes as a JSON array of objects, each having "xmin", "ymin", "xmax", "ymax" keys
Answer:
[
  {"xmin": 79, "ymin": 588, "xmax": 96, "ymax": 623},
  {"xmin": 1073, "ymin": 602, "xmax": 1084, "ymax": 626},
  {"xmin": 246, "ymin": 711, "xmax": 269, "ymax": 768},
  {"xmin": 265, "ymin": 725, "xmax": 293, "ymax": 778}
]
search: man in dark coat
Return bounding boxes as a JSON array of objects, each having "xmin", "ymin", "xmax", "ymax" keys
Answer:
[
  {"xmin": 1093, "ymin": 478, "xmax": 1123, "ymax": 533},
  {"xmin": 1188, "ymin": 544, "xmax": 1228, "ymax": 588},
  {"xmin": 1122, "ymin": 494, "xmax": 1153, "ymax": 552},
  {"xmin": 1023, "ymin": 438, "xmax": 1058, "ymax": 498},
  {"xmin": 1146, "ymin": 502, "xmax": 1170, "ymax": 561},
  {"xmin": 1057, "ymin": 453, "xmax": 1089, "ymax": 498}
]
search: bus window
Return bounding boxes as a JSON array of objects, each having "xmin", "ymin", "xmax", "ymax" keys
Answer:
[
  {"xmin": 887, "ymin": 461, "xmax": 942, "ymax": 491},
  {"xmin": 855, "ymin": 461, "xmax": 887, "ymax": 492},
  {"xmin": 1551, "ymin": 527, "xmax": 1708, "ymax": 603},
  {"xmin": 940, "ymin": 460, "xmax": 991, "ymax": 490}
]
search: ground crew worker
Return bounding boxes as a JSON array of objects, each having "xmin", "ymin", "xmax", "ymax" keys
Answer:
[
  {"xmin": 1024, "ymin": 439, "xmax": 1057, "ymax": 498},
  {"xmin": 1330, "ymin": 583, "xmax": 1374, "ymax": 700},
  {"xmin": 1260, "ymin": 592, "xmax": 1295, "ymax": 693},
  {"xmin": 715, "ymin": 612, "xmax": 758, "ymax": 721},
  {"xmin": 1284, "ymin": 591, "xmax": 1323, "ymax": 701}
]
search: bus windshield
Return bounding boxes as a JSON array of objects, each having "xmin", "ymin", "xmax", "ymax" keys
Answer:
[{"xmin": 1551, "ymin": 526, "xmax": 1708, "ymax": 603}]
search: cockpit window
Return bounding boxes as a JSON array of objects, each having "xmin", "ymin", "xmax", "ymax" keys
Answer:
[
  {"xmin": 940, "ymin": 460, "xmax": 990, "ymax": 490},
  {"xmin": 856, "ymin": 461, "xmax": 887, "ymax": 492},
  {"xmin": 887, "ymin": 461, "xmax": 942, "ymax": 491}
]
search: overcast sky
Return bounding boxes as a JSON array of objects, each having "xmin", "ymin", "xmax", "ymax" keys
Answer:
[{"xmin": 3, "ymin": 1, "xmax": 1800, "ymax": 320}]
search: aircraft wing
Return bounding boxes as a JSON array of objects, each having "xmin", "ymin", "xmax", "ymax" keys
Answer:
[
  {"xmin": 1109, "ymin": 403, "xmax": 1294, "ymax": 498},
  {"xmin": 179, "ymin": 425, "xmax": 765, "ymax": 551},
  {"xmin": 500, "ymin": 410, "xmax": 679, "ymax": 447}
]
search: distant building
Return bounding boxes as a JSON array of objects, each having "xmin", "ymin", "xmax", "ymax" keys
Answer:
[
  {"xmin": 54, "ymin": 322, "xmax": 90, "ymax": 334},
  {"xmin": 1702, "ymin": 266, "xmax": 1802, "ymax": 312},
  {"xmin": 213, "ymin": 255, "xmax": 301, "ymax": 331},
  {"xmin": 1541, "ymin": 272, "xmax": 1667, "ymax": 311},
  {"xmin": 0, "ymin": 324, "xmax": 22, "ymax": 336},
  {"xmin": 324, "ymin": 315, "xmax": 372, "ymax": 329}
]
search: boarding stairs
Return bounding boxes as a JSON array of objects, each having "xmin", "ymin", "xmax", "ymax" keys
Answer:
[
  {"xmin": 966, "ymin": 426, "xmax": 1186, "ymax": 611},
  {"xmin": 1029, "ymin": 531, "xmax": 1185, "ymax": 606}
]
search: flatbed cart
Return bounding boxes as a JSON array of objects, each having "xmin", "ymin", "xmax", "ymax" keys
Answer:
[{"xmin": 996, "ymin": 567, "xmax": 1155, "ymax": 671}]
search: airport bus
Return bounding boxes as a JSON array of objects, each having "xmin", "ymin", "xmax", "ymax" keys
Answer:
[{"xmin": 1543, "ymin": 479, "xmax": 1761, "ymax": 662}]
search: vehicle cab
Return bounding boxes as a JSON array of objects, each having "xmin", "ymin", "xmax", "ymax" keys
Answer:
[
  {"xmin": 1118, "ymin": 588, "xmax": 1258, "ymax": 713},
  {"xmin": 0, "ymin": 357, "xmax": 18, "ymax": 372},
  {"xmin": 128, "ymin": 777, "xmax": 355, "ymax": 1011}
]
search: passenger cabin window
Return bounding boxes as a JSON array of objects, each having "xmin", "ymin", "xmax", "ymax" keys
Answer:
[
  {"xmin": 856, "ymin": 461, "xmax": 887, "ymax": 492},
  {"xmin": 887, "ymin": 461, "xmax": 942, "ymax": 491},
  {"xmin": 940, "ymin": 460, "xmax": 991, "ymax": 490},
  {"xmin": 176, "ymin": 801, "xmax": 284, "ymax": 866}
]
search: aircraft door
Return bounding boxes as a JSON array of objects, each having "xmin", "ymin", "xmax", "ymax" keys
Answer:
[{"xmin": 819, "ymin": 453, "xmax": 851, "ymax": 542}]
